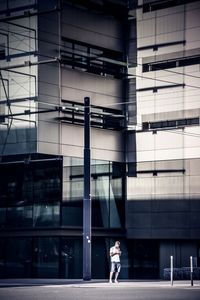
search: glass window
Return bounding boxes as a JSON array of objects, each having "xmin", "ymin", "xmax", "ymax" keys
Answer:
[
  {"xmin": 33, "ymin": 237, "xmax": 59, "ymax": 278},
  {"xmin": 150, "ymin": 122, "xmax": 161, "ymax": 129},
  {"xmin": 178, "ymin": 119, "xmax": 187, "ymax": 126},
  {"xmin": 62, "ymin": 201, "xmax": 83, "ymax": 227},
  {"xmin": 92, "ymin": 175, "xmax": 110, "ymax": 228},
  {"xmin": 0, "ymin": 239, "xmax": 5, "ymax": 278},
  {"xmin": 74, "ymin": 44, "xmax": 88, "ymax": 71},
  {"xmin": 133, "ymin": 240, "xmax": 159, "ymax": 279},
  {"xmin": 187, "ymin": 118, "xmax": 199, "ymax": 126},
  {"xmin": 110, "ymin": 177, "xmax": 123, "ymax": 228},
  {"xmin": 60, "ymin": 238, "xmax": 82, "ymax": 279},
  {"xmin": 168, "ymin": 120, "xmax": 176, "ymax": 127},
  {"xmin": 62, "ymin": 165, "xmax": 83, "ymax": 227},
  {"xmin": 143, "ymin": 56, "xmax": 200, "ymax": 72},
  {"xmin": 62, "ymin": 159, "xmax": 125, "ymax": 229},
  {"xmin": 92, "ymin": 237, "xmax": 110, "ymax": 279},
  {"xmin": 7, "ymin": 205, "xmax": 33, "ymax": 228},
  {"xmin": 61, "ymin": 37, "xmax": 125, "ymax": 78},
  {"xmin": 33, "ymin": 203, "xmax": 59, "ymax": 227},
  {"xmin": 0, "ymin": 156, "xmax": 62, "ymax": 229},
  {"xmin": 5, "ymin": 238, "xmax": 32, "ymax": 278},
  {"xmin": 0, "ymin": 208, "xmax": 6, "ymax": 229},
  {"xmin": 90, "ymin": 48, "xmax": 103, "ymax": 67},
  {"xmin": 32, "ymin": 164, "xmax": 61, "ymax": 203}
]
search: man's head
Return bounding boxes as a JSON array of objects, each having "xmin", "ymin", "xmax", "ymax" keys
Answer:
[{"xmin": 115, "ymin": 241, "xmax": 120, "ymax": 248}]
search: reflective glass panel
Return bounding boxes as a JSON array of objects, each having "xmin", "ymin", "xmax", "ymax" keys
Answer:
[
  {"xmin": 5, "ymin": 238, "xmax": 32, "ymax": 278},
  {"xmin": 60, "ymin": 238, "xmax": 82, "ymax": 279},
  {"xmin": 33, "ymin": 237, "xmax": 59, "ymax": 278}
]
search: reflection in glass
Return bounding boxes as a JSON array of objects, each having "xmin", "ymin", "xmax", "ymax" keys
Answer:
[
  {"xmin": 33, "ymin": 203, "xmax": 59, "ymax": 227},
  {"xmin": 0, "ymin": 208, "xmax": 6, "ymax": 229},
  {"xmin": 62, "ymin": 203, "xmax": 82, "ymax": 226},
  {"xmin": 5, "ymin": 238, "xmax": 32, "ymax": 278},
  {"xmin": 61, "ymin": 238, "xmax": 82, "ymax": 279},
  {"xmin": 92, "ymin": 237, "xmax": 110, "ymax": 279},
  {"xmin": 0, "ymin": 239, "xmax": 5, "ymax": 278},
  {"xmin": 110, "ymin": 177, "xmax": 123, "ymax": 228},
  {"xmin": 92, "ymin": 176, "xmax": 110, "ymax": 228},
  {"xmin": 0, "ymin": 156, "xmax": 61, "ymax": 229},
  {"xmin": 133, "ymin": 240, "xmax": 159, "ymax": 279},
  {"xmin": 7, "ymin": 206, "xmax": 33, "ymax": 228},
  {"xmin": 62, "ymin": 160, "xmax": 125, "ymax": 228},
  {"xmin": 33, "ymin": 237, "xmax": 59, "ymax": 278}
]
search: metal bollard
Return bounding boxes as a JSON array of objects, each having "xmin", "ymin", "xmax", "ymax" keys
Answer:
[
  {"xmin": 190, "ymin": 256, "xmax": 193, "ymax": 286},
  {"xmin": 170, "ymin": 256, "xmax": 173, "ymax": 286}
]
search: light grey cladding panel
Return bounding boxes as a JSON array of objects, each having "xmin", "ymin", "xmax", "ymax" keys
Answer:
[
  {"xmin": 38, "ymin": 141, "xmax": 60, "ymax": 156},
  {"xmin": 61, "ymin": 124, "xmax": 124, "ymax": 162},
  {"xmin": 61, "ymin": 4, "xmax": 123, "ymax": 51},
  {"xmin": 38, "ymin": 64, "xmax": 60, "ymax": 104},
  {"xmin": 189, "ymin": 158, "xmax": 200, "ymax": 176},
  {"xmin": 156, "ymin": 10, "xmax": 184, "ymax": 35},
  {"xmin": 126, "ymin": 158, "xmax": 200, "ymax": 239},
  {"xmin": 37, "ymin": 118, "xmax": 60, "ymax": 155},
  {"xmin": 91, "ymin": 127, "xmax": 124, "ymax": 162},
  {"xmin": 61, "ymin": 68, "xmax": 123, "ymax": 108}
]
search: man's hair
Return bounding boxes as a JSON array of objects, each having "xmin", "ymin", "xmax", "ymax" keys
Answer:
[{"xmin": 115, "ymin": 241, "xmax": 120, "ymax": 245}]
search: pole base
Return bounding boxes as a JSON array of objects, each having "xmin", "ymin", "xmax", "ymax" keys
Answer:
[{"xmin": 83, "ymin": 277, "xmax": 91, "ymax": 281}]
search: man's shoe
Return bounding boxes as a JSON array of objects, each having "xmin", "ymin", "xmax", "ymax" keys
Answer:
[
  {"xmin": 114, "ymin": 280, "xmax": 118, "ymax": 283},
  {"xmin": 109, "ymin": 280, "xmax": 113, "ymax": 284}
]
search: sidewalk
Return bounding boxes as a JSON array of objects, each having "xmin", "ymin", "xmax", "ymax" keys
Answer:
[{"xmin": 0, "ymin": 278, "xmax": 199, "ymax": 289}]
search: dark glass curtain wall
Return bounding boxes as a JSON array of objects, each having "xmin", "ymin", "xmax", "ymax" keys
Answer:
[
  {"xmin": 62, "ymin": 158, "xmax": 125, "ymax": 228},
  {"xmin": 0, "ymin": 237, "xmax": 159, "ymax": 279},
  {"xmin": 0, "ymin": 155, "xmax": 62, "ymax": 229}
]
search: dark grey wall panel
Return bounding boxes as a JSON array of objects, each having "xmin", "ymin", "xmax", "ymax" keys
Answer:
[
  {"xmin": 62, "ymin": 4, "xmax": 123, "ymax": 51},
  {"xmin": 126, "ymin": 199, "xmax": 200, "ymax": 239},
  {"xmin": 159, "ymin": 240, "xmax": 197, "ymax": 278},
  {"xmin": 151, "ymin": 200, "xmax": 190, "ymax": 212}
]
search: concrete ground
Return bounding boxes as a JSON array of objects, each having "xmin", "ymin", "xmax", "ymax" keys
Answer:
[{"xmin": 0, "ymin": 279, "xmax": 200, "ymax": 300}]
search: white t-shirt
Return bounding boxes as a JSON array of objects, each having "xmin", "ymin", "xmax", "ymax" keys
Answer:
[{"xmin": 110, "ymin": 246, "xmax": 121, "ymax": 262}]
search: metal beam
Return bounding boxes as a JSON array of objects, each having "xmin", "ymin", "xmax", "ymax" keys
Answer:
[
  {"xmin": 0, "ymin": 58, "xmax": 59, "ymax": 71},
  {"xmin": 0, "ymin": 108, "xmax": 58, "ymax": 119}
]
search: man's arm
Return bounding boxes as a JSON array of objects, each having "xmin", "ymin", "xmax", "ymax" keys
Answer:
[{"xmin": 110, "ymin": 251, "xmax": 122, "ymax": 257}]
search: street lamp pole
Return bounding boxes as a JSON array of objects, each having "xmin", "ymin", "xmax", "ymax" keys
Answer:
[{"xmin": 83, "ymin": 97, "xmax": 91, "ymax": 281}]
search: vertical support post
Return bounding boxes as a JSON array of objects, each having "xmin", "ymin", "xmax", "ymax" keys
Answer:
[
  {"xmin": 83, "ymin": 97, "xmax": 91, "ymax": 281},
  {"xmin": 190, "ymin": 256, "xmax": 193, "ymax": 286},
  {"xmin": 170, "ymin": 256, "xmax": 173, "ymax": 286}
]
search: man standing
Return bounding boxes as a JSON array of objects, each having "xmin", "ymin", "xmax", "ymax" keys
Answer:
[{"xmin": 109, "ymin": 241, "xmax": 121, "ymax": 283}]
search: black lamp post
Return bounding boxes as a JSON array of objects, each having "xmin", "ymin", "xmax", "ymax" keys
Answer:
[{"xmin": 83, "ymin": 97, "xmax": 91, "ymax": 281}]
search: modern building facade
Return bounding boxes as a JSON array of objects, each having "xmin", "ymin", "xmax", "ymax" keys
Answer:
[
  {"xmin": 127, "ymin": 0, "xmax": 200, "ymax": 278},
  {"xmin": 0, "ymin": 0, "xmax": 200, "ymax": 279}
]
